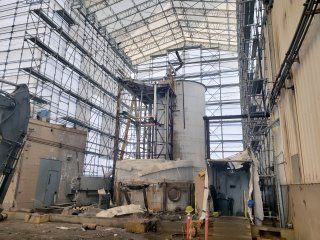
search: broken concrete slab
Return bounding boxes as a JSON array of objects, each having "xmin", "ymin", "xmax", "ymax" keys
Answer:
[
  {"xmin": 96, "ymin": 204, "xmax": 143, "ymax": 218},
  {"xmin": 49, "ymin": 214, "xmax": 128, "ymax": 228}
]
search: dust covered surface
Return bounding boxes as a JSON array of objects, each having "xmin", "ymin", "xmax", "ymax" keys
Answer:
[{"xmin": 0, "ymin": 220, "xmax": 169, "ymax": 240}]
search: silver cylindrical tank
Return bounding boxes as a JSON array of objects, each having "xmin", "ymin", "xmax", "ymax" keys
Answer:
[{"xmin": 173, "ymin": 80, "xmax": 206, "ymax": 167}]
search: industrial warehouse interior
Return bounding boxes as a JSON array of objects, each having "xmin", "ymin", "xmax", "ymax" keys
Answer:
[{"xmin": 0, "ymin": 0, "xmax": 319, "ymax": 239}]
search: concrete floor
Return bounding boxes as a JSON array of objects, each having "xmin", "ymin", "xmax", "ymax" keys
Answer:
[
  {"xmin": 0, "ymin": 216, "xmax": 253, "ymax": 240},
  {"xmin": 0, "ymin": 220, "xmax": 156, "ymax": 240},
  {"xmin": 210, "ymin": 216, "xmax": 252, "ymax": 240}
]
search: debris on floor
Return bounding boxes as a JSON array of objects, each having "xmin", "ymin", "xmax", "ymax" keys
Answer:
[
  {"xmin": 56, "ymin": 226, "xmax": 74, "ymax": 230},
  {"xmin": 0, "ymin": 219, "xmax": 154, "ymax": 240},
  {"xmin": 82, "ymin": 223, "xmax": 97, "ymax": 230},
  {"xmin": 61, "ymin": 204, "xmax": 101, "ymax": 217},
  {"xmin": 24, "ymin": 213, "xmax": 50, "ymax": 224},
  {"xmin": 96, "ymin": 204, "xmax": 144, "ymax": 218},
  {"xmin": 126, "ymin": 219, "xmax": 157, "ymax": 233},
  {"xmin": 0, "ymin": 213, "xmax": 8, "ymax": 222}
]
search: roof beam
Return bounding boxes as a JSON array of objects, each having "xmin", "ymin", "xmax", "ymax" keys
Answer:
[
  {"xmin": 157, "ymin": 1, "xmax": 182, "ymax": 52},
  {"xmin": 127, "ymin": 0, "xmax": 164, "ymax": 62},
  {"xmin": 121, "ymin": 24, "xmax": 236, "ymax": 49},
  {"xmin": 175, "ymin": 0, "xmax": 236, "ymax": 3},
  {"xmin": 133, "ymin": 33, "xmax": 235, "ymax": 52},
  {"xmin": 176, "ymin": 7, "xmax": 236, "ymax": 18},
  {"xmin": 181, "ymin": 40, "xmax": 238, "ymax": 51},
  {"xmin": 110, "ymin": 9, "xmax": 176, "ymax": 40},
  {"xmin": 128, "ymin": 34, "xmax": 185, "ymax": 57},
  {"xmin": 180, "ymin": 19, "xmax": 237, "ymax": 27},
  {"xmin": 85, "ymin": 0, "xmax": 239, "ymax": 64},
  {"xmin": 100, "ymin": 4, "xmax": 173, "ymax": 27},
  {"xmin": 97, "ymin": 2, "xmax": 236, "ymax": 26},
  {"xmin": 86, "ymin": 0, "xmax": 123, "ymax": 14},
  {"xmin": 132, "ymin": 40, "xmax": 186, "ymax": 64},
  {"xmin": 182, "ymin": 27, "xmax": 237, "ymax": 38},
  {"xmin": 93, "ymin": 1, "xmax": 146, "ymax": 66},
  {"xmin": 113, "ymin": 18, "xmax": 237, "ymax": 42},
  {"xmin": 132, "ymin": 40, "xmax": 237, "ymax": 64},
  {"xmin": 97, "ymin": 0, "xmax": 167, "ymax": 26},
  {"xmin": 121, "ymin": 21, "xmax": 180, "ymax": 48},
  {"xmin": 142, "ymin": 70, "xmax": 237, "ymax": 81},
  {"xmin": 170, "ymin": 0, "xmax": 186, "ymax": 44},
  {"xmin": 137, "ymin": 57, "xmax": 238, "ymax": 71},
  {"xmin": 109, "ymin": 7, "xmax": 236, "ymax": 38},
  {"xmin": 184, "ymin": 37, "xmax": 237, "ymax": 45}
]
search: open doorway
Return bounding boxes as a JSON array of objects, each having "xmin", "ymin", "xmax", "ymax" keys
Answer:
[{"xmin": 209, "ymin": 162, "xmax": 250, "ymax": 216}]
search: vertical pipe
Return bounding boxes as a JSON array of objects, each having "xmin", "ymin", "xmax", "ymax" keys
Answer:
[
  {"xmin": 205, "ymin": 118, "xmax": 210, "ymax": 160},
  {"xmin": 186, "ymin": 214, "xmax": 191, "ymax": 240},
  {"xmin": 151, "ymin": 121, "xmax": 155, "ymax": 159},
  {"xmin": 142, "ymin": 106, "xmax": 146, "ymax": 158},
  {"xmin": 165, "ymin": 89, "xmax": 169, "ymax": 159},
  {"xmin": 244, "ymin": 191, "xmax": 247, "ymax": 218},
  {"xmin": 147, "ymin": 104, "xmax": 152, "ymax": 158},
  {"xmin": 274, "ymin": 155, "xmax": 285, "ymax": 227},
  {"xmin": 153, "ymin": 83, "xmax": 157, "ymax": 119},
  {"xmin": 162, "ymin": 180, "xmax": 167, "ymax": 212},
  {"xmin": 169, "ymin": 91, "xmax": 174, "ymax": 160},
  {"xmin": 119, "ymin": 98, "xmax": 134, "ymax": 161},
  {"xmin": 205, "ymin": 208, "xmax": 209, "ymax": 240},
  {"xmin": 153, "ymin": 83, "xmax": 157, "ymax": 157},
  {"xmin": 142, "ymin": 187, "xmax": 149, "ymax": 215},
  {"xmin": 136, "ymin": 89, "xmax": 143, "ymax": 159},
  {"xmin": 182, "ymin": 81, "xmax": 186, "ymax": 129},
  {"xmin": 123, "ymin": 189, "xmax": 131, "ymax": 205},
  {"xmin": 134, "ymin": 99, "xmax": 140, "ymax": 159},
  {"xmin": 112, "ymin": 85, "xmax": 122, "ymax": 202}
]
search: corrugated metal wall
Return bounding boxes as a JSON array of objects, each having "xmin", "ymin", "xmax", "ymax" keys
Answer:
[
  {"xmin": 266, "ymin": 0, "xmax": 320, "ymax": 184},
  {"xmin": 268, "ymin": 0, "xmax": 305, "ymax": 77},
  {"xmin": 293, "ymin": 13, "xmax": 320, "ymax": 184},
  {"xmin": 278, "ymin": 90, "xmax": 302, "ymax": 184}
]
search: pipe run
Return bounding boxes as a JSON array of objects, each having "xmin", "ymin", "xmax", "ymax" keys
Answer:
[
  {"xmin": 174, "ymin": 51, "xmax": 183, "ymax": 72},
  {"xmin": 203, "ymin": 112, "xmax": 270, "ymax": 120},
  {"xmin": 269, "ymin": 0, "xmax": 319, "ymax": 109}
]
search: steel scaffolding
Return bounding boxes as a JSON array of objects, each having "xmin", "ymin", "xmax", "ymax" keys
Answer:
[
  {"xmin": 0, "ymin": 0, "xmax": 241, "ymax": 174},
  {"xmin": 0, "ymin": 0, "xmax": 134, "ymax": 176},
  {"xmin": 238, "ymin": 0, "xmax": 280, "ymax": 220},
  {"xmin": 84, "ymin": 0, "xmax": 238, "ymax": 64},
  {"xmin": 137, "ymin": 45, "xmax": 242, "ymax": 159}
]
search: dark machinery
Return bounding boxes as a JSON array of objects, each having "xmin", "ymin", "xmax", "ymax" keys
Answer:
[{"xmin": 0, "ymin": 84, "xmax": 30, "ymax": 212}]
